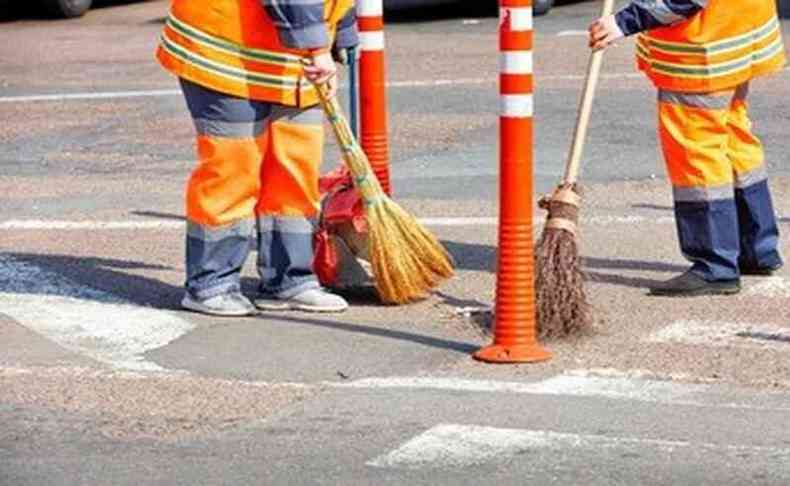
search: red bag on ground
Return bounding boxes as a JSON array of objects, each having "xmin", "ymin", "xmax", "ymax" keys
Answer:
[{"xmin": 313, "ymin": 166, "xmax": 371, "ymax": 288}]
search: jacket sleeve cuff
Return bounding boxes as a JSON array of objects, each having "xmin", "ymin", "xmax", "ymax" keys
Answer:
[
  {"xmin": 278, "ymin": 23, "xmax": 330, "ymax": 50},
  {"xmin": 614, "ymin": 8, "xmax": 643, "ymax": 37},
  {"xmin": 334, "ymin": 23, "xmax": 359, "ymax": 49}
]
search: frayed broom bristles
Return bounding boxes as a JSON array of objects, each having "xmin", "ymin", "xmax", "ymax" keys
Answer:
[
  {"xmin": 313, "ymin": 80, "xmax": 455, "ymax": 304},
  {"xmin": 535, "ymin": 187, "xmax": 593, "ymax": 338},
  {"xmin": 367, "ymin": 200, "xmax": 454, "ymax": 303}
]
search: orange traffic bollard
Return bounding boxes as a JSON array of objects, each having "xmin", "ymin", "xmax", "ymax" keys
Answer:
[
  {"xmin": 357, "ymin": 0, "xmax": 392, "ymax": 195},
  {"xmin": 474, "ymin": 0, "xmax": 552, "ymax": 364}
]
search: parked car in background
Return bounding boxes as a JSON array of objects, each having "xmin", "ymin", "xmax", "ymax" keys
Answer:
[
  {"xmin": 42, "ymin": 0, "xmax": 556, "ymax": 19},
  {"xmin": 40, "ymin": 0, "xmax": 93, "ymax": 17}
]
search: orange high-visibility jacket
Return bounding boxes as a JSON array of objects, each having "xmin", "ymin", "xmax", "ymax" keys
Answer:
[
  {"xmin": 156, "ymin": 0, "xmax": 353, "ymax": 106},
  {"xmin": 635, "ymin": 0, "xmax": 786, "ymax": 92}
]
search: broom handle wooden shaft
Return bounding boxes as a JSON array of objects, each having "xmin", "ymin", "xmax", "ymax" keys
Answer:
[
  {"xmin": 562, "ymin": 0, "xmax": 615, "ymax": 186},
  {"xmin": 312, "ymin": 78, "xmax": 385, "ymax": 201}
]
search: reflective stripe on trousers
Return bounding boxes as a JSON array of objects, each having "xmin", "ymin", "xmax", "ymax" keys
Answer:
[
  {"xmin": 658, "ymin": 83, "xmax": 782, "ymax": 280},
  {"xmin": 180, "ymin": 79, "xmax": 322, "ymax": 299}
]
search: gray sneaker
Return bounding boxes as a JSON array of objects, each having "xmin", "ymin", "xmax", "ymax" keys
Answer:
[
  {"xmin": 254, "ymin": 288, "xmax": 349, "ymax": 313},
  {"xmin": 181, "ymin": 292, "xmax": 257, "ymax": 317}
]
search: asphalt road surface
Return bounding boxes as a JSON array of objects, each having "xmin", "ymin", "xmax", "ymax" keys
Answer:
[{"xmin": 2, "ymin": 1, "xmax": 790, "ymax": 484}]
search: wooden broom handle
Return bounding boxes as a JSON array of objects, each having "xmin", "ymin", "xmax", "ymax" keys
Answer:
[{"xmin": 562, "ymin": 0, "xmax": 616, "ymax": 186}]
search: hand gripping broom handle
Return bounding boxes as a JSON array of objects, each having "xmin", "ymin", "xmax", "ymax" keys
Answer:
[{"xmin": 562, "ymin": 0, "xmax": 616, "ymax": 186}]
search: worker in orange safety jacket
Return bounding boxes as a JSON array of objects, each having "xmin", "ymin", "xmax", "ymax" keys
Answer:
[
  {"xmin": 157, "ymin": 0, "xmax": 358, "ymax": 315},
  {"xmin": 589, "ymin": 0, "xmax": 785, "ymax": 296}
]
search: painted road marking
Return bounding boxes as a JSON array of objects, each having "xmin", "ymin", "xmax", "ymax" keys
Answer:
[
  {"xmin": 367, "ymin": 424, "xmax": 790, "ymax": 469},
  {"xmin": 745, "ymin": 276, "xmax": 790, "ymax": 297},
  {"xmin": 0, "ymin": 255, "xmax": 195, "ymax": 371},
  {"xmin": 557, "ymin": 29, "xmax": 588, "ymax": 36},
  {"xmin": 2, "ymin": 64, "xmax": 788, "ymax": 103},
  {"xmin": 337, "ymin": 375, "xmax": 790, "ymax": 411},
  {"xmin": 649, "ymin": 320, "xmax": 790, "ymax": 350},
  {"xmin": 0, "ymin": 215, "xmax": 682, "ymax": 231},
  {"xmin": 2, "ymin": 366, "xmax": 789, "ymax": 410},
  {"xmin": 0, "ymin": 89, "xmax": 181, "ymax": 103},
  {"xmin": 0, "ymin": 72, "xmax": 649, "ymax": 104},
  {"xmin": 0, "ymin": 220, "xmax": 186, "ymax": 230}
]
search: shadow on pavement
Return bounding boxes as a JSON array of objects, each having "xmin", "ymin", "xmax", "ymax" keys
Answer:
[
  {"xmin": 4, "ymin": 252, "xmax": 479, "ymax": 353},
  {"xmin": 585, "ymin": 271, "xmax": 664, "ymax": 289},
  {"xmin": 263, "ymin": 313, "xmax": 478, "ymax": 354},
  {"xmin": 4, "ymin": 252, "xmax": 181, "ymax": 308},
  {"xmin": 583, "ymin": 256, "xmax": 685, "ymax": 273},
  {"xmin": 131, "ymin": 210, "xmax": 185, "ymax": 221},
  {"xmin": 434, "ymin": 290, "xmax": 489, "ymax": 310},
  {"xmin": 632, "ymin": 203, "xmax": 674, "ymax": 211},
  {"xmin": 442, "ymin": 240, "xmax": 496, "ymax": 272},
  {"xmin": 583, "ymin": 256, "xmax": 683, "ymax": 289}
]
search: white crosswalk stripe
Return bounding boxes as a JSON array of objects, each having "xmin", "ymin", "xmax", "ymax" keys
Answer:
[
  {"xmin": 367, "ymin": 424, "xmax": 790, "ymax": 470},
  {"xmin": 649, "ymin": 320, "xmax": 790, "ymax": 350},
  {"xmin": 0, "ymin": 255, "xmax": 194, "ymax": 371}
]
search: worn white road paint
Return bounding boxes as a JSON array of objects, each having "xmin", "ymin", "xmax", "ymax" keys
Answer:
[
  {"xmin": 340, "ymin": 376, "xmax": 556, "ymax": 394},
  {"xmin": 0, "ymin": 89, "xmax": 181, "ymax": 103},
  {"xmin": 0, "ymin": 72, "xmax": 649, "ymax": 104},
  {"xmin": 557, "ymin": 29, "xmax": 589, "ymax": 36},
  {"xmin": 649, "ymin": 320, "xmax": 790, "ymax": 350},
  {"xmin": 0, "ymin": 220, "xmax": 184, "ymax": 230},
  {"xmin": 745, "ymin": 276, "xmax": 790, "ymax": 297},
  {"xmin": 367, "ymin": 424, "xmax": 790, "ymax": 469},
  {"xmin": 338, "ymin": 375, "xmax": 790, "ymax": 411},
  {"xmin": 0, "ymin": 255, "xmax": 195, "ymax": 371}
]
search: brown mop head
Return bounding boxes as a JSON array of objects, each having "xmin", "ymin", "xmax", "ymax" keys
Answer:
[{"xmin": 535, "ymin": 186, "xmax": 593, "ymax": 338}]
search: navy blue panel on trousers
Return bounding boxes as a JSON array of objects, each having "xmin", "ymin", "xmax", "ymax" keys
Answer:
[
  {"xmin": 735, "ymin": 179, "xmax": 782, "ymax": 269},
  {"xmin": 256, "ymin": 215, "xmax": 320, "ymax": 298},
  {"xmin": 185, "ymin": 220, "xmax": 254, "ymax": 299},
  {"xmin": 675, "ymin": 198, "xmax": 740, "ymax": 280}
]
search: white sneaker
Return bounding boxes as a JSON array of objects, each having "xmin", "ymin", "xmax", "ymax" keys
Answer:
[
  {"xmin": 181, "ymin": 292, "xmax": 257, "ymax": 317},
  {"xmin": 254, "ymin": 288, "xmax": 349, "ymax": 313}
]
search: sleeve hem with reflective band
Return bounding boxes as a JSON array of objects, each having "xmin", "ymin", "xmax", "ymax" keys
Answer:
[
  {"xmin": 261, "ymin": 0, "xmax": 330, "ymax": 49},
  {"xmin": 634, "ymin": 1, "xmax": 786, "ymax": 92},
  {"xmin": 615, "ymin": 0, "xmax": 706, "ymax": 37},
  {"xmin": 155, "ymin": 0, "xmax": 354, "ymax": 106}
]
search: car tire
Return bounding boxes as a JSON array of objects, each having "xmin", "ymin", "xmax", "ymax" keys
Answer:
[
  {"xmin": 533, "ymin": 0, "xmax": 553, "ymax": 16},
  {"xmin": 40, "ymin": 0, "xmax": 92, "ymax": 18}
]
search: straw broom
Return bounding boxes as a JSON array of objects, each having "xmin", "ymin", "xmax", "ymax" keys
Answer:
[
  {"xmin": 535, "ymin": 0, "xmax": 613, "ymax": 338},
  {"xmin": 310, "ymin": 78, "xmax": 454, "ymax": 304}
]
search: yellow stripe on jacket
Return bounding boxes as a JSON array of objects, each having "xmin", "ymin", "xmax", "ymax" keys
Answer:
[
  {"xmin": 635, "ymin": 0, "xmax": 786, "ymax": 92},
  {"xmin": 156, "ymin": 0, "xmax": 354, "ymax": 106}
]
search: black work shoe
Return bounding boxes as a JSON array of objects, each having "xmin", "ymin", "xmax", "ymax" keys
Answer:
[
  {"xmin": 738, "ymin": 262, "xmax": 783, "ymax": 276},
  {"xmin": 648, "ymin": 271, "xmax": 741, "ymax": 297}
]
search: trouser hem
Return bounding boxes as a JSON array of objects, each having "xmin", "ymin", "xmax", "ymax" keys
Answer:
[
  {"xmin": 187, "ymin": 280, "xmax": 241, "ymax": 301},
  {"xmin": 260, "ymin": 278, "xmax": 320, "ymax": 299}
]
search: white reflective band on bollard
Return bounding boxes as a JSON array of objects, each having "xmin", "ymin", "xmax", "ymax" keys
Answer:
[
  {"xmin": 357, "ymin": 0, "xmax": 383, "ymax": 17},
  {"xmin": 500, "ymin": 7, "xmax": 533, "ymax": 31},
  {"xmin": 500, "ymin": 51, "xmax": 534, "ymax": 75},
  {"xmin": 360, "ymin": 31, "xmax": 385, "ymax": 51},
  {"xmin": 500, "ymin": 94, "xmax": 534, "ymax": 118}
]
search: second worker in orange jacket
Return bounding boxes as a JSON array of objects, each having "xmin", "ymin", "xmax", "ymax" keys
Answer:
[{"xmin": 590, "ymin": 0, "xmax": 785, "ymax": 297}]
